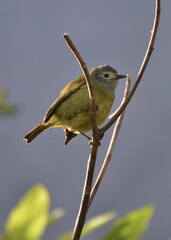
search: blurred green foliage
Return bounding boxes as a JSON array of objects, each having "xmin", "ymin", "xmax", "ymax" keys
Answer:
[
  {"xmin": 47, "ymin": 208, "xmax": 66, "ymax": 226},
  {"xmin": 0, "ymin": 184, "xmax": 155, "ymax": 240},
  {"xmin": 3, "ymin": 184, "xmax": 50, "ymax": 240},
  {"xmin": 58, "ymin": 211, "xmax": 116, "ymax": 240},
  {"xmin": 102, "ymin": 205, "xmax": 155, "ymax": 240},
  {"xmin": 0, "ymin": 88, "xmax": 18, "ymax": 115}
]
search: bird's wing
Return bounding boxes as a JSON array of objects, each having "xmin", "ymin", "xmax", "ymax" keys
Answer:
[{"xmin": 43, "ymin": 76, "xmax": 87, "ymax": 123}]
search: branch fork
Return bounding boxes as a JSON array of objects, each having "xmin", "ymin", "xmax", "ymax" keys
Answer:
[{"xmin": 62, "ymin": 1, "xmax": 160, "ymax": 239}]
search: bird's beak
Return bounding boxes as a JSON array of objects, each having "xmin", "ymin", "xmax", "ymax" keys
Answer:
[{"xmin": 116, "ymin": 74, "xmax": 127, "ymax": 80}]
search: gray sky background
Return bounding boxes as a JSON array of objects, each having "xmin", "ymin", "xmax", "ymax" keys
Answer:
[{"xmin": 0, "ymin": 1, "xmax": 171, "ymax": 240}]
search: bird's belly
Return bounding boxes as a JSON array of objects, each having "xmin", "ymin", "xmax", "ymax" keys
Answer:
[
  {"xmin": 64, "ymin": 96, "xmax": 114, "ymax": 133},
  {"xmin": 49, "ymin": 88, "xmax": 114, "ymax": 133}
]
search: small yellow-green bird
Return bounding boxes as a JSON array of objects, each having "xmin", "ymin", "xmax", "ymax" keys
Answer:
[{"xmin": 24, "ymin": 64, "xmax": 126, "ymax": 145}]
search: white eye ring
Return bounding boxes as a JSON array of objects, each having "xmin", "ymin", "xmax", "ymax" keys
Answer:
[{"xmin": 104, "ymin": 73, "xmax": 109, "ymax": 78}]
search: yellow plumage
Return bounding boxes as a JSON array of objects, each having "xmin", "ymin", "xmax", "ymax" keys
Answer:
[{"xmin": 24, "ymin": 64, "xmax": 126, "ymax": 145}]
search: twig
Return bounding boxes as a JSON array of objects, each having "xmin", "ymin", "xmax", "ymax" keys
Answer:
[
  {"xmin": 63, "ymin": 33, "xmax": 100, "ymax": 240},
  {"xmin": 88, "ymin": 75, "xmax": 131, "ymax": 208},
  {"xmin": 99, "ymin": 0, "xmax": 161, "ymax": 138},
  {"xmin": 63, "ymin": 33, "xmax": 99, "ymax": 143}
]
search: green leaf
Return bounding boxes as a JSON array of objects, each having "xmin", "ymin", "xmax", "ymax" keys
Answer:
[
  {"xmin": 47, "ymin": 208, "xmax": 65, "ymax": 226},
  {"xmin": 102, "ymin": 205, "xmax": 155, "ymax": 240},
  {"xmin": 57, "ymin": 211, "xmax": 116, "ymax": 240},
  {"xmin": 4, "ymin": 184, "xmax": 50, "ymax": 240}
]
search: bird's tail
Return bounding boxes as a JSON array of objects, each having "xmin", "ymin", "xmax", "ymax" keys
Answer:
[{"xmin": 24, "ymin": 123, "xmax": 48, "ymax": 144}]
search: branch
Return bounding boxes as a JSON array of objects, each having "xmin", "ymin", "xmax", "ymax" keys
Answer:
[
  {"xmin": 99, "ymin": 0, "xmax": 161, "ymax": 137},
  {"xmin": 88, "ymin": 75, "xmax": 131, "ymax": 208},
  {"xmin": 63, "ymin": 33, "xmax": 99, "ymax": 143},
  {"xmin": 62, "ymin": 33, "xmax": 100, "ymax": 240}
]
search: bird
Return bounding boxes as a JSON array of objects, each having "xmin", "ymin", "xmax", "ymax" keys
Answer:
[{"xmin": 24, "ymin": 64, "xmax": 126, "ymax": 146}]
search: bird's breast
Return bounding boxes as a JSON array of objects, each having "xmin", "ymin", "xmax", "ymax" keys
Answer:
[{"xmin": 94, "ymin": 84, "xmax": 115, "ymax": 125}]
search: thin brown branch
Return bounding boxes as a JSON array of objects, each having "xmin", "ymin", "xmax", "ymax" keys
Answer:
[
  {"xmin": 99, "ymin": 0, "xmax": 161, "ymax": 137},
  {"xmin": 63, "ymin": 33, "xmax": 99, "ymax": 143},
  {"xmin": 88, "ymin": 75, "xmax": 131, "ymax": 208},
  {"xmin": 71, "ymin": 147, "xmax": 98, "ymax": 240},
  {"xmin": 62, "ymin": 33, "xmax": 100, "ymax": 240}
]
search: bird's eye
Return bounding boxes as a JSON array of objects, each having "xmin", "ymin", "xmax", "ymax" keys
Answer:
[{"xmin": 104, "ymin": 73, "xmax": 109, "ymax": 78}]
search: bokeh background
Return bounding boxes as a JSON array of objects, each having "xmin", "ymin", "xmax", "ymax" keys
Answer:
[{"xmin": 0, "ymin": 0, "xmax": 170, "ymax": 239}]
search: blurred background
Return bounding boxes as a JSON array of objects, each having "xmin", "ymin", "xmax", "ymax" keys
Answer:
[{"xmin": 0, "ymin": 0, "xmax": 170, "ymax": 239}]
